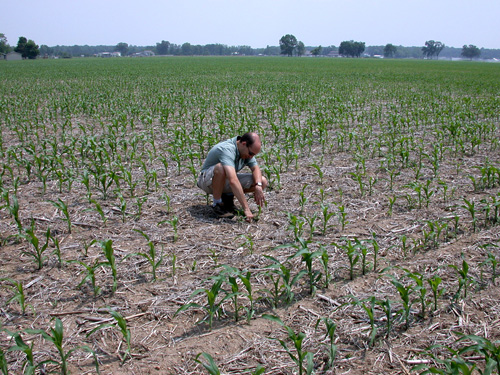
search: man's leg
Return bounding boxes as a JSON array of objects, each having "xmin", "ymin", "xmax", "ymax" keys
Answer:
[
  {"xmin": 210, "ymin": 164, "xmax": 234, "ymax": 217},
  {"xmin": 211, "ymin": 163, "xmax": 226, "ymax": 201}
]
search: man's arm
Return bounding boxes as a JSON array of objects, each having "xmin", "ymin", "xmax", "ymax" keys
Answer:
[
  {"xmin": 223, "ymin": 165, "xmax": 254, "ymax": 220},
  {"xmin": 250, "ymin": 165, "xmax": 265, "ymax": 207}
]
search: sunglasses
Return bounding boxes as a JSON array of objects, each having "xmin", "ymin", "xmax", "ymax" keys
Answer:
[{"xmin": 247, "ymin": 145, "xmax": 256, "ymax": 157}]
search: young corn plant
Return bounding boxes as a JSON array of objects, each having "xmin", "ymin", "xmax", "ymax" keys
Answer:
[
  {"xmin": 194, "ymin": 352, "xmax": 221, "ymax": 375},
  {"xmin": 88, "ymin": 309, "xmax": 131, "ymax": 363},
  {"xmin": 390, "ymin": 277, "xmax": 413, "ymax": 330},
  {"xmin": 428, "ymin": 275, "xmax": 445, "ymax": 312},
  {"xmin": 449, "ymin": 258, "xmax": 473, "ymax": 301},
  {"xmin": 462, "ymin": 198, "xmax": 478, "ymax": 233},
  {"xmin": 1, "ymin": 278, "xmax": 29, "ymax": 315},
  {"xmin": 27, "ymin": 318, "xmax": 98, "ymax": 374},
  {"xmin": 263, "ymin": 255, "xmax": 305, "ymax": 307},
  {"xmin": 174, "ymin": 275, "xmax": 229, "ymax": 331},
  {"xmin": 332, "ymin": 238, "xmax": 360, "ymax": 281},
  {"xmin": 350, "ymin": 296, "xmax": 378, "ymax": 347},
  {"xmin": 320, "ymin": 204, "xmax": 335, "ymax": 235},
  {"xmin": 126, "ymin": 229, "xmax": 163, "ymax": 282},
  {"xmin": 100, "ymin": 239, "xmax": 118, "ymax": 293},
  {"xmin": 480, "ymin": 244, "xmax": 499, "ymax": 285},
  {"xmin": 263, "ymin": 314, "xmax": 314, "ymax": 375},
  {"xmin": 320, "ymin": 246, "xmax": 332, "ymax": 288},
  {"xmin": 412, "ymin": 344, "xmax": 477, "ymax": 375},
  {"xmin": 287, "ymin": 238, "xmax": 323, "ymax": 295},
  {"xmin": 6, "ymin": 332, "xmax": 37, "ymax": 374},
  {"xmin": 404, "ymin": 269, "xmax": 428, "ymax": 319},
  {"xmin": 315, "ymin": 317, "xmax": 338, "ymax": 369},
  {"xmin": 49, "ymin": 198, "xmax": 72, "ymax": 233},
  {"xmin": 72, "ymin": 258, "xmax": 102, "ymax": 297},
  {"xmin": 21, "ymin": 221, "xmax": 51, "ymax": 270}
]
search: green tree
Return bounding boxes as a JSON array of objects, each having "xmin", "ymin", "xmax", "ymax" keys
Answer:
[
  {"xmin": 280, "ymin": 34, "xmax": 298, "ymax": 57},
  {"xmin": 383, "ymin": 43, "xmax": 397, "ymax": 58},
  {"xmin": 297, "ymin": 41, "xmax": 305, "ymax": 57},
  {"xmin": 339, "ymin": 40, "xmax": 365, "ymax": 57},
  {"xmin": 422, "ymin": 40, "xmax": 445, "ymax": 59},
  {"xmin": 115, "ymin": 42, "xmax": 128, "ymax": 56},
  {"xmin": 15, "ymin": 37, "xmax": 39, "ymax": 59},
  {"xmin": 0, "ymin": 33, "xmax": 11, "ymax": 54},
  {"xmin": 156, "ymin": 40, "xmax": 170, "ymax": 55},
  {"xmin": 461, "ymin": 44, "xmax": 481, "ymax": 60},
  {"xmin": 311, "ymin": 45, "xmax": 322, "ymax": 56},
  {"xmin": 181, "ymin": 42, "xmax": 193, "ymax": 55}
]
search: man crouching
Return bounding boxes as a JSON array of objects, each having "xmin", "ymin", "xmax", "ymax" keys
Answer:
[{"xmin": 197, "ymin": 132, "xmax": 268, "ymax": 222}]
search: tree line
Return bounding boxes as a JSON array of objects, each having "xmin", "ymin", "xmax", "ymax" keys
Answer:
[{"xmin": 1, "ymin": 33, "xmax": 497, "ymax": 60}]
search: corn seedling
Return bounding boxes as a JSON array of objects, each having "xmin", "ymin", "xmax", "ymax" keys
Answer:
[
  {"xmin": 404, "ymin": 269, "xmax": 428, "ymax": 319},
  {"xmin": 337, "ymin": 204, "xmax": 348, "ymax": 231},
  {"xmin": 480, "ymin": 244, "xmax": 499, "ymax": 285},
  {"xmin": 263, "ymin": 314, "xmax": 314, "ymax": 375},
  {"xmin": 315, "ymin": 317, "xmax": 337, "ymax": 369},
  {"xmin": 126, "ymin": 229, "xmax": 163, "ymax": 282},
  {"xmin": 263, "ymin": 255, "xmax": 305, "ymax": 306},
  {"xmin": 6, "ymin": 332, "xmax": 36, "ymax": 374},
  {"xmin": 351, "ymin": 296, "xmax": 378, "ymax": 347},
  {"xmin": 194, "ymin": 352, "xmax": 221, "ymax": 375},
  {"xmin": 89, "ymin": 199, "xmax": 108, "ymax": 226},
  {"xmin": 0, "ymin": 347, "xmax": 7, "ymax": 375},
  {"xmin": 100, "ymin": 239, "xmax": 118, "ymax": 293},
  {"xmin": 27, "ymin": 318, "xmax": 98, "ymax": 374},
  {"xmin": 449, "ymin": 258, "xmax": 472, "ymax": 301},
  {"xmin": 49, "ymin": 198, "xmax": 72, "ymax": 233},
  {"xmin": 456, "ymin": 334, "xmax": 500, "ymax": 374},
  {"xmin": 287, "ymin": 212, "xmax": 305, "ymax": 242},
  {"xmin": 1, "ymin": 278, "xmax": 29, "ymax": 315},
  {"xmin": 71, "ymin": 257, "xmax": 103, "ymax": 297},
  {"xmin": 21, "ymin": 221, "xmax": 51, "ymax": 270},
  {"xmin": 427, "ymin": 275, "xmax": 445, "ymax": 312},
  {"xmin": 88, "ymin": 309, "xmax": 131, "ymax": 363},
  {"xmin": 320, "ymin": 246, "xmax": 332, "ymax": 288},
  {"xmin": 175, "ymin": 275, "xmax": 229, "ymax": 330},
  {"xmin": 387, "ymin": 195, "xmax": 396, "ymax": 217},
  {"xmin": 376, "ymin": 297, "xmax": 395, "ymax": 339},
  {"xmin": 167, "ymin": 215, "xmax": 179, "ymax": 242},
  {"xmin": 462, "ymin": 198, "xmax": 478, "ymax": 232},
  {"xmin": 355, "ymin": 238, "xmax": 370, "ymax": 275},
  {"xmin": 332, "ymin": 238, "xmax": 360, "ymax": 281},
  {"xmin": 311, "ymin": 163, "xmax": 324, "ymax": 185},
  {"xmin": 412, "ymin": 344, "xmax": 477, "ymax": 374},
  {"xmin": 298, "ymin": 184, "xmax": 308, "ymax": 214},
  {"xmin": 320, "ymin": 204, "xmax": 335, "ymax": 235},
  {"xmin": 390, "ymin": 277, "xmax": 413, "ymax": 330},
  {"xmin": 287, "ymin": 238, "xmax": 323, "ymax": 295}
]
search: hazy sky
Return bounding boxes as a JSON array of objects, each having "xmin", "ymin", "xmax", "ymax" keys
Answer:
[{"xmin": 2, "ymin": 0, "xmax": 499, "ymax": 49}]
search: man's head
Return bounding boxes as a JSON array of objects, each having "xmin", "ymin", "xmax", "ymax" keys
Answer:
[{"xmin": 237, "ymin": 132, "xmax": 261, "ymax": 159}]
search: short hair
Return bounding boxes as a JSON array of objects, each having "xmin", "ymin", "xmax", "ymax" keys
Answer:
[{"xmin": 237, "ymin": 132, "xmax": 255, "ymax": 146}]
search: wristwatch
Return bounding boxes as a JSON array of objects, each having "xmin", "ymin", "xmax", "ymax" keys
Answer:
[{"xmin": 256, "ymin": 182, "xmax": 263, "ymax": 187}]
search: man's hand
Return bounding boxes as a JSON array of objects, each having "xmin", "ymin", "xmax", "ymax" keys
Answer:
[
  {"xmin": 244, "ymin": 208, "xmax": 254, "ymax": 222},
  {"xmin": 254, "ymin": 186, "xmax": 265, "ymax": 207}
]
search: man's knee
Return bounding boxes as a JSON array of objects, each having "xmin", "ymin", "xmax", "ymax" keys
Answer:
[
  {"xmin": 212, "ymin": 163, "xmax": 226, "ymax": 179},
  {"xmin": 261, "ymin": 176, "xmax": 269, "ymax": 189}
]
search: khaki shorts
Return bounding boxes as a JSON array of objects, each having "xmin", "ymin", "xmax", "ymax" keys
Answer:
[{"xmin": 197, "ymin": 165, "xmax": 254, "ymax": 194}]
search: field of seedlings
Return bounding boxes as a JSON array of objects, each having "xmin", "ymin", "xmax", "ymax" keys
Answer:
[{"xmin": 1, "ymin": 56, "xmax": 500, "ymax": 375}]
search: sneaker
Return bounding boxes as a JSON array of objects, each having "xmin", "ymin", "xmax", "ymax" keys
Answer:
[
  {"xmin": 221, "ymin": 193, "xmax": 236, "ymax": 214},
  {"xmin": 212, "ymin": 202, "xmax": 234, "ymax": 218}
]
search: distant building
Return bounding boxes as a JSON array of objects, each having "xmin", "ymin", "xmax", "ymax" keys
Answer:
[
  {"xmin": 131, "ymin": 50, "xmax": 155, "ymax": 57},
  {"xmin": 97, "ymin": 52, "xmax": 121, "ymax": 58},
  {"xmin": 2, "ymin": 51, "xmax": 22, "ymax": 61}
]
